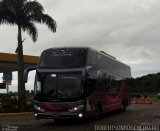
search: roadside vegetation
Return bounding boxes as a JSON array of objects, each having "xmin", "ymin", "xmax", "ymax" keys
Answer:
[
  {"xmin": 128, "ymin": 72, "xmax": 160, "ymax": 101},
  {"xmin": 0, "ymin": 90, "xmax": 34, "ymax": 113}
]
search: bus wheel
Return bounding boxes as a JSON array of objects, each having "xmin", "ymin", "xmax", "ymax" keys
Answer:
[
  {"xmin": 95, "ymin": 104, "xmax": 102, "ymax": 119},
  {"xmin": 120, "ymin": 101, "xmax": 126, "ymax": 112}
]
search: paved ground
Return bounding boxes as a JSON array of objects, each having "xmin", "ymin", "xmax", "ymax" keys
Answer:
[{"xmin": 0, "ymin": 103, "xmax": 160, "ymax": 131}]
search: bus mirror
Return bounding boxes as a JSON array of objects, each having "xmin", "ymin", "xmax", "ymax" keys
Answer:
[{"xmin": 24, "ymin": 67, "xmax": 36, "ymax": 83}]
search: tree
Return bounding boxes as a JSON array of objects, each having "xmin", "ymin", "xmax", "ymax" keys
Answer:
[{"xmin": 0, "ymin": 0, "xmax": 56, "ymax": 110}]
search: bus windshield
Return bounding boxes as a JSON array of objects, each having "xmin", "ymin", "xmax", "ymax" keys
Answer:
[
  {"xmin": 38, "ymin": 48, "xmax": 87, "ymax": 69},
  {"xmin": 34, "ymin": 72, "xmax": 83, "ymax": 100}
]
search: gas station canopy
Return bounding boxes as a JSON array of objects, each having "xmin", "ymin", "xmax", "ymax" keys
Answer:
[{"xmin": 0, "ymin": 52, "xmax": 39, "ymax": 72}]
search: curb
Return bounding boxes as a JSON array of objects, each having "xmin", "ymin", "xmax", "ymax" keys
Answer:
[{"xmin": 0, "ymin": 112, "xmax": 33, "ymax": 116}]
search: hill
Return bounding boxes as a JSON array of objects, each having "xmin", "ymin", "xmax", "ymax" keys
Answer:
[{"xmin": 128, "ymin": 72, "xmax": 160, "ymax": 97}]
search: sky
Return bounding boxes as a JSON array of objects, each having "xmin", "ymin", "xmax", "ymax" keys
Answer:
[{"xmin": 0, "ymin": 0, "xmax": 160, "ymax": 92}]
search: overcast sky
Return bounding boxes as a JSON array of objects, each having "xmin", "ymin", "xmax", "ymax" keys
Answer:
[{"xmin": 1, "ymin": 0, "xmax": 160, "ymax": 92}]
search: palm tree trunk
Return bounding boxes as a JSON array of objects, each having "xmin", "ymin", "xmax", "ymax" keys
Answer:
[{"xmin": 17, "ymin": 25, "xmax": 26, "ymax": 111}]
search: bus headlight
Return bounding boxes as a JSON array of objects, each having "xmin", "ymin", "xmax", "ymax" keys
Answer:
[
  {"xmin": 34, "ymin": 105, "xmax": 45, "ymax": 112},
  {"xmin": 78, "ymin": 113, "xmax": 83, "ymax": 118},
  {"xmin": 69, "ymin": 105, "xmax": 84, "ymax": 112}
]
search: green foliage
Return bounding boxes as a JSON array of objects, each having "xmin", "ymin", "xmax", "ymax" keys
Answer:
[
  {"xmin": 128, "ymin": 72, "xmax": 160, "ymax": 96},
  {"xmin": 0, "ymin": 92, "xmax": 34, "ymax": 113}
]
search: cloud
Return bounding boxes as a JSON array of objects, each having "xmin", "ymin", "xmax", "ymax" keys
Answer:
[{"xmin": 0, "ymin": 0, "xmax": 160, "ymax": 78}]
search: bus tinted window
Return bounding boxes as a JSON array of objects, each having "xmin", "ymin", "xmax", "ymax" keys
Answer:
[
  {"xmin": 59, "ymin": 74, "xmax": 82, "ymax": 98},
  {"xmin": 38, "ymin": 48, "xmax": 87, "ymax": 69},
  {"xmin": 34, "ymin": 72, "xmax": 83, "ymax": 100},
  {"xmin": 108, "ymin": 79, "xmax": 122, "ymax": 96}
]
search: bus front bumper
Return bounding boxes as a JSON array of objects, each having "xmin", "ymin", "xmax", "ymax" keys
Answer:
[{"xmin": 34, "ymin": 111, "xmax": 84, "ymax": 120}]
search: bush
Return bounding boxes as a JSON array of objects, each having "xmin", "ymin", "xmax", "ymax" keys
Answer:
[{"xmin": 0, "ymin": 94, "xmax": 33, "ymax": 113}]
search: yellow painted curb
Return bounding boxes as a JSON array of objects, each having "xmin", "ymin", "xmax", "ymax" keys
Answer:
[{"xmin": 0, "ymin": 112, "xmax": 33, "ymax": 116}]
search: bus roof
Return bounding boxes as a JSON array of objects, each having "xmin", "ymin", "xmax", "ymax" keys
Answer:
[{"xmin": 41, "ymin": 46, "xmax": 130, "ymax": 68}]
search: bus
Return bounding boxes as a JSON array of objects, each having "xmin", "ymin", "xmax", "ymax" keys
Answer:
[{"xmin": 24, "ymin": 47, "xmax": 131, "ymax": 120}]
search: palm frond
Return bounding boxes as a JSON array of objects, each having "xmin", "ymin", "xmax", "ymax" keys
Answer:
[
  {"xmin": 0, "ymin": 0, "xmax": 56, "ymax": 42},
  {"xmin": 41, "ymin": 14, "xmax": 57, "ymax": 32},
  {"xmin": 24, "ymin": 0, "xmax": 44, "ymax": 16},
  {"xmin": 4, "ymin": 0, "xmax": 17, "ymax": 14},
  {"xmin": 22, "ymin": 22, "xmax": 38, "ymax": 42},
  {"xmin": 28, "ymin": 13, "xmax": 57, "ymax": 32},
  {"xmin": 0, "ymin": 0, "xmax": 17, "ymax": 25}
]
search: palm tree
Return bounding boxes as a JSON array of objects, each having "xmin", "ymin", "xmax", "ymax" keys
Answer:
[{"xmin": 0, "ymin": 0, "xmax": 56, "ymax": 110}]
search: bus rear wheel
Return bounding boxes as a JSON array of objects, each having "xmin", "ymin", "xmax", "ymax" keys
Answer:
[
  {"xmin": 120, "ymin": 101, "xmax": 126, "ymax": 112},
  {"xmin": 95, "ymin": 104, "xmax": 102, "ymax": 119}
]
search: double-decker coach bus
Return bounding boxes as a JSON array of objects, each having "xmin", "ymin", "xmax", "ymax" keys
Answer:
[{"xmin": 24, "ymin": 47, "xmax": 131, "ymax": 120}]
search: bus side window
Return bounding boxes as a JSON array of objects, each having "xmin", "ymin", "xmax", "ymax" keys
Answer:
[
  {"xmin": 108, "ymin": 79, "xmax": 119, "ymax": 96},
  {"xmin": 117, "ymin": 80, "xmax": 122, "ymax": 91},
  {"xmin": 105, "ymin": 78, "xmax": 110, "ymax": 90}
]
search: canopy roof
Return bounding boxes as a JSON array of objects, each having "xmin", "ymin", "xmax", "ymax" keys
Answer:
[{"xmin": 0, "ymin": 52, "xmax": 39, "ymax": 72}]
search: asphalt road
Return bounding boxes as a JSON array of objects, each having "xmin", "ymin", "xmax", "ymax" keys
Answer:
[{"xmin": 0, "ymin": 103, "xmax": 160, "ymax": 131}]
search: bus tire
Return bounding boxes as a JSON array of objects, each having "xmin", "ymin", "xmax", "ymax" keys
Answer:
[
  {"xmin": 120, "ymin": 101, "xmax": 126, "ymax": 112},
  {"xmin": 95, "ymin": 103, "xmax": 102, "ymax": 119}
]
